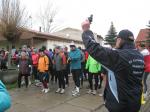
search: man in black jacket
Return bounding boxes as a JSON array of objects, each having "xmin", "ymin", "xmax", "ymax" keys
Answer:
[{"xmin": 81, "ymin": 20, "xmax": 144, "ymax": 112}]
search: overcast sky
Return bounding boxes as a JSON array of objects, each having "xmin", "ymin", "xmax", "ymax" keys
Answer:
[{"xmin": 22, "ymin": 0, "xmax": 150, "ymax": 38}]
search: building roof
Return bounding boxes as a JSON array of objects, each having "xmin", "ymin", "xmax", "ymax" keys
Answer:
[
  {"xmin": 52, "ymin": 27, "xmax": 103, "ymax": 41},
  {"xmin": 136, "ymin": 29, "xmax": 149, "ymax": 42},
  {"xmin": 0, "ymin": 27, "xmax": 102, "ymax": 43},
  {"xmin": 0, "ymin": 28, "xmax": 82, "ymax": 43}
]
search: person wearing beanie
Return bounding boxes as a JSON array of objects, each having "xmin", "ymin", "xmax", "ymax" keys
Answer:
[
  {"xmin": 69, "ymin": 42, "xmax": 82, "ymax": 96},
  {"xmin": 82, "ymin": 20, "xmax": 144, "ymax": 112}
]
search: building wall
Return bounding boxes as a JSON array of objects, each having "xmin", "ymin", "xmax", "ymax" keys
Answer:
[
  {"xmin": 47, "ymin": 40, "xmax": 84, "ymax": 50},
  {"xmin": 0, "ymin": 39, "xmax": 84, "ymax": 51},
  {"xmin": 33, "ymin": 38, "xmax": 47, "ymax": 49},
  {"xmin": 0, "ymin": 40, "xmax": 31, "ymax": 50}
]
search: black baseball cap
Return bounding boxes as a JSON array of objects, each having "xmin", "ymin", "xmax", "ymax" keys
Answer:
[{"xmin": 117, "ymin": 30, "xmax": 134, "ymax": 41}]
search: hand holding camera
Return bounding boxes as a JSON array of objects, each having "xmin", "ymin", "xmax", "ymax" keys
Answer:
[{"xmin": 81, "ymin": 14, "xmax": 93, "ymax": 31}]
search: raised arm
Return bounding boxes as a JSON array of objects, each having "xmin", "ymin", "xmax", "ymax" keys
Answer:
[{"xmin": 82, "ymin": 30, "xmax": 119, "ymax": 70}]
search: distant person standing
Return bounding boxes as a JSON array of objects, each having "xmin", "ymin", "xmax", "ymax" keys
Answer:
[
  {"xmin": 86, "ymin": 55, "xmax": 101, "ymax": 95},
  {"xmin": 18, "ymin": 51, "xmax": 31, "ymax": 88},
  {"xmin": 31, "ymin": 48, "xmax": 39, "ymax": 83},
  {"xmin": 138, "ymin": 44, "xmax": 150, "ymax": 98},
  {"xmin": 0, "ymin": 49, "xmax": 8, "ymax": 70},
  {"xmin": 69, "ymin": 42, "xmax": 82, "ymax": 96},
  {"xmin": 64, "ymin": 46, "xmax": 70, "ymax": 86},
  {"xmin": 54, "ymin": 46, "xmax": 66, "ymax": 94},
  {"xmin": 38, "ymin": 49, "xmax": 49, "ymax": 93}
]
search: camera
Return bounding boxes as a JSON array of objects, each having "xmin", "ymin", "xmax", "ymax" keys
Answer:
[{"xmin": 88, "ymin": 14, "xmax": 93, "ymax": 23}]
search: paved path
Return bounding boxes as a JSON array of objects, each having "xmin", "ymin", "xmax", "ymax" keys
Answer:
[
  {"xmin": 8, "ymin": 75, "xmax": 150, "ymax": 112},
  {"xmin": 8, "ymin": 78, "xmax": 108, "ymax": 112}
]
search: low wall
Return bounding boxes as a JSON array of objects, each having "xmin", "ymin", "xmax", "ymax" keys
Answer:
[{"xmin": 0, "ymin": 69, "xmax": 18, "ymax": 84}]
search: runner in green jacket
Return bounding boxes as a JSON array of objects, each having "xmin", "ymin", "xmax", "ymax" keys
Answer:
[{"xmin": 86, "ymin": 55, "xmax": 101, "ymax": 95}]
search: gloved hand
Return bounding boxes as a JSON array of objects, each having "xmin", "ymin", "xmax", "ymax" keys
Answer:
[{"xmin": 45, "ymin": 70, "xmax": 48, "ymax": 73}]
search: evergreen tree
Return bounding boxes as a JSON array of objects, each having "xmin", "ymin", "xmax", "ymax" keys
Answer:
[{"xmin": 105, "ymin": 22, "xmax": 117, "ymax": 47}]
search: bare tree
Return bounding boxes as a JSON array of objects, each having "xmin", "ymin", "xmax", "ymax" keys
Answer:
[
  {"xmin": 0, "ymin": 0, "xmax": 27, "ymax": 67},
  {"xmin": 38, "ymin": 1, "xmax": 59, "ymax": 33},
  {"xmin": 0, "ymin": 0, "xmax": 27, "ymax": 44}
]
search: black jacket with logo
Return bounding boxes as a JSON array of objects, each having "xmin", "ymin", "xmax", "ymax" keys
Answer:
[{"xmin": 82, "ymin": 30, "xmax": 144, "ymax": 112}]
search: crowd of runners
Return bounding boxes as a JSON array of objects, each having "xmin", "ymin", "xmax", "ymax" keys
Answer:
[{"xmin": 0, "ymin": 43, "xmax": 107, "ymax": 96}]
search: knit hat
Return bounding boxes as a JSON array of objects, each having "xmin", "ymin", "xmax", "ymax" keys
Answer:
[
  {"xmin": 70, "ymin": 41, "xmax": 75, "ymax": 47},
  {"xmin": 117, "ymin": 30, "xmax": 134, "ymax": 41}
]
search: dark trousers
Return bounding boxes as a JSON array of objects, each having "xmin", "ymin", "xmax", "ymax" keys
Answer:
[
  {"xmin": 72, "ymin": 69, "xmax": 81, "ymax": 88},
  {"xmin": 51, "ymin": 68, "xmax": 57, "ymax": 83},
  {"xmin": 57, "ymin": 71, "xmax": 65, "ymax": 89},
  {"xmin": 99, "ymin": 74, "xmax": 103, "ymax": 88},
  {"xmin": 63, "ymin": 69, "xmax": 69, "ymax": 85},
  {"xmin": 32, "ymin": 66, "xmax": 38, "ymax": 80},
  {"xmin": 39, "ymin": 72, "xmax": 49, "ymax": 89},
  {"xmin": 18, "ymin": 73, "xmax": 29, "ymax": 88},
  {"xmin": 143, "ymin": 72, "xmax": 149, "ymax": 93},
  {"xmin": 0, "ymin": 60, "xmax": 7, "ymax": 70},
  {"xmin": 88, "ymin": 73, "xmax": 99, "ymax": 90}
]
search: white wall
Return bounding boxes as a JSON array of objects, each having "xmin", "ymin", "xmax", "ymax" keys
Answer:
[{"xmin": 47, "ymin": 40, "xmax": 84, "ymax": 50}]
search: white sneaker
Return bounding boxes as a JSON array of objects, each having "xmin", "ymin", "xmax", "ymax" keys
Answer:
[
  {"xmin": 72, "ymin": 88, "xmax": 77, "ymax": 94},
  {"xmin": 87, "ymin": 89, "xmax": 92, "ymax": 94},
  {"xmin": 35, "ymin": 82, "xmax": 42, "ymax": 87},
  {"xmin": 56, "ymin": 88, "xmax": 61, "ymax": 93},
  {"xmin": 76, "ymin": 87, "xmax": 79, "ymax": 93},
  {"xmin": 92, "ymin": 90, "xmax": 97, "ymax": 95},
  {"xmin": 99, "ymin": 93, "xmax": 103, "ymax": 97},
  {"xmin": 72, "ymin": 91, "xmax": 80, "ymax": 96},
  {"xmin": 72, "ymin": 87, "xmax": 80, "ymax": 96},
  {"xmin": 21, "ymin": 80, "xmax": 25, "ymax": 85},
  {"xmin": 44, "ymin": 88, "xmax": 49, "ymax": 93},
  {"xmin": 72, "ymin": 87, "xmax": 79, "ymax": 93},
  {"xmin": 60, "ymin": 89, "xmax": 65, "ymax": 94}
]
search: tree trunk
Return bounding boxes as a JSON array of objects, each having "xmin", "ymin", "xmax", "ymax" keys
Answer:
[{"xmin": 7, "ymin": 42, "xmax": 12, "ymax": 69}]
